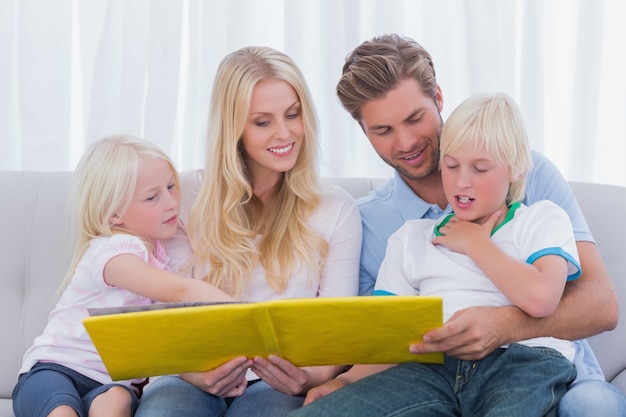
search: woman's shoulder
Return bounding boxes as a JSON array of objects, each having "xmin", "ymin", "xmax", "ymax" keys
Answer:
[
  {"xmin": 178, "ymin": 169, "xmax": 205, "ymax": 222},
  {"xmin": 316, "ymin": 180, "xmax": 361, "ymax": 224}
]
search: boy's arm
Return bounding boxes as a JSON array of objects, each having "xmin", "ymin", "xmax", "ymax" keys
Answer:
[
  {"xmin": 303, "ymin": 364, "xmax": 395, "ymax": 405},
  {"xmin": 509, "ymin": 240, "xmax": 617, "ymax": 341},
  {"xmin": 409, "ymin": 241, "xmax": 617, "ymax": 360},
  {"xmin": 433, "ymin": 211, "xmax": 569, "ymax": 318}
]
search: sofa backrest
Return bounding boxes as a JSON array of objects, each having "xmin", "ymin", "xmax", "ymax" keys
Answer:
[
  {"xmin": 568, "ymin": 181, "xmax": 626, "ymax": 388},
  {"xmin": 1, "ymin": 171, "xmax": 624, "ymax": 401}
]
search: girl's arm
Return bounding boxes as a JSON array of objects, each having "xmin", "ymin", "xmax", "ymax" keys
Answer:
[{"xmin": 103, "ymin": 253, "xmax": 234, "ymax": 303}]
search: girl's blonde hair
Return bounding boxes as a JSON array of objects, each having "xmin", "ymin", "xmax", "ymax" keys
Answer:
[
  {"xmin": 189, "ymin": 46, "xmax": 327, "ymax": 298},
  {"xmin": 440, "ymin": 92, "xmax": 532, "ymax": 203},
  {"xmin": 56, "ymin": 134, "xmax": 179, "ymax": 297}
]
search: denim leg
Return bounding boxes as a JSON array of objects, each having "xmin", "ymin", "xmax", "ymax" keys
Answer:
[
  {"xmin": 558, "ymin": 379, "xmax": 626, "ymax": 417},
  {"xmin": 135, "ymin": 375, "xmax": 227, "ymax": 417},
  {"xmin": 462, "ymin": 344, "xmax": 576, "ymax": 417},
  {"xmin": 288, "ymin": 362, "xmax": 459, "ymax": 417},
  {"xmin": 12, "ymin": 362, "xmax": 104, "ymax": 417},
  {"xmin": 227, "ymin": 380, "xmax": 304, "ymax": 417}
]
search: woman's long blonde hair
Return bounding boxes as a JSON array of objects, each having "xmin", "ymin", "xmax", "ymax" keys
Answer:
[
  {"xmin": 56, "ymin": 134, "xmax": 180, "ymax": 298},
  {"xmin": 188, "ymin": 46, "xmax": 328, "ymax": 298}
]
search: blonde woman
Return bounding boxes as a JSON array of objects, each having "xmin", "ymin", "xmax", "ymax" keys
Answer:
[
  {"xmin": 135, "ymin": 47, "xmax": 361, "ymax": 417},
  {"xmin": 12, "ymin": 135, "xmax": 232, "ymax": 417}
]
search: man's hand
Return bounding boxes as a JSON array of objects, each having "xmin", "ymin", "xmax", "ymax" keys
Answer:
[{"xmin": 410, "ymin": 305, "xmax": 518, "ymax": 360}]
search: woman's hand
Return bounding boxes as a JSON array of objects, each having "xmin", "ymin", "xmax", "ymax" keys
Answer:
[
  {"xmin": 180, "ymin": 356, "xmax": 253, "ymax": 398},
  {"xmin": 252, "ymin": 355, "xmax": 347, "ymax": 396}
]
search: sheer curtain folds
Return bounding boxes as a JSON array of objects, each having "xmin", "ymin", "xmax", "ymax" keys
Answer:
[{"xmin": 1, "ymin": 0, "xmax": 625, "ymax": 186}]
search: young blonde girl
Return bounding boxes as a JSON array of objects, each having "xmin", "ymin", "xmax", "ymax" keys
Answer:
[
  {"xmin": 12, "ymin": 135, "xmax": 232, "ymax": 417},
  {"xmin": 135, "ymin": 47, "xmax": 362, "ymax": 417}
]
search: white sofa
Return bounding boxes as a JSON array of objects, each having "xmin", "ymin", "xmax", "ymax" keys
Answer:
[{"xmin": 1, "ymin": 171, "xmax": 625, "ymax": 416}]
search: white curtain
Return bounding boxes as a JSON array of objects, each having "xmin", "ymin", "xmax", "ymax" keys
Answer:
[{"xmin": 1, "ymin": 0, "xmax": 625, "ymax": 186}]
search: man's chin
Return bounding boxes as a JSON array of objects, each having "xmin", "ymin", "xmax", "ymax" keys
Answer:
[{"xmin": 394, "ymin": 164, "xmax": 437, "ymax": 182}]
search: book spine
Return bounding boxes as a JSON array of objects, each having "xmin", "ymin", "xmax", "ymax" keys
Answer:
[{"xmin": 252, "ymin": 307, "xmax": 282, "ymax": 357}]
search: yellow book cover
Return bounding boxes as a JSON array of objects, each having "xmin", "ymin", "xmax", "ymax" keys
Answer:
[{"xmin": 82, "ymin": 295, "xmax": 443, "ymax": 381}]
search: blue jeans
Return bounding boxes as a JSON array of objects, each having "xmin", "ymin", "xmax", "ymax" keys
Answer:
[
  {"xmin": 559, "ymin": 379, "xmax": 626, "ymax": 417},
  {"xmin": 135, "ymin": 376, "xmax": 304, "ymax": 417},
  {"xmin": 12, "ymin": 362, "xmax": 138, "ymax": 417},
  {"xmin": 288, "ymin": 344, "xmax": 575, "ymax": 417}
]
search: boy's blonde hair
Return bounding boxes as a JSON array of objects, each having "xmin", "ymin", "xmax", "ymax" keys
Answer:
[
  {"xmin": 440, "ymin": 93, "xmax": 532, "ymax": 203},
  {"xmin": 189, "ymin": 46, "xmax": 328, "ymax": 298},
  {"xmin": 57, "ymin": 134, "xmax": 179, "ymax": 297}
]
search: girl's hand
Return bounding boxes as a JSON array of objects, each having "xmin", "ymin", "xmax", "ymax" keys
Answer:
[{"xmin": 180, "ymin": 356, "xmax": 252, "ymax": 398}]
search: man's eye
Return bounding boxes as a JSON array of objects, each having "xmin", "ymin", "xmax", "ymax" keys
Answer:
[{"xmin": 374, "ymin": 128, "xmax": 391, "ymax": 136}]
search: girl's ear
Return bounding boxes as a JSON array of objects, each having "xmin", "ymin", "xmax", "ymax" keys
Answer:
[{"xmin": 109, "ymin": 213, "xmax": 123, "ymax": 225}]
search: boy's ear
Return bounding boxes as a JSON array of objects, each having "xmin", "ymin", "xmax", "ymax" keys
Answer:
[{"xmin": 509, "ymin": 169, "xmax": 525, "ymax": 183}]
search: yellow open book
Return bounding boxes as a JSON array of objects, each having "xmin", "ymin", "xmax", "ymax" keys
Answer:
[{"xmin": 82, "ymin": 295, "xmax": 443, "ymax": 381}]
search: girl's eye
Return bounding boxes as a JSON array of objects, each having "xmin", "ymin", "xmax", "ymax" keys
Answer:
[
  {"xmin": 167, "ymin": 183, "xmax": 176, "ymax": 191},
  {"xmin": 146, "ymin": 194, "xmax": 157, "ymax": 202},
  {"xmin": 286, "ymin": 111, "xmax": 300, "ymax": 119},
  {"xmin": 255, "ymin": 121, "xmax": 269, "ymax": 127}
]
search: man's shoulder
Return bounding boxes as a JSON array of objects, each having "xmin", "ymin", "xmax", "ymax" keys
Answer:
[{"xmin": 356, "ymin": 178, "xmax": 394, "ymax": 210}]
